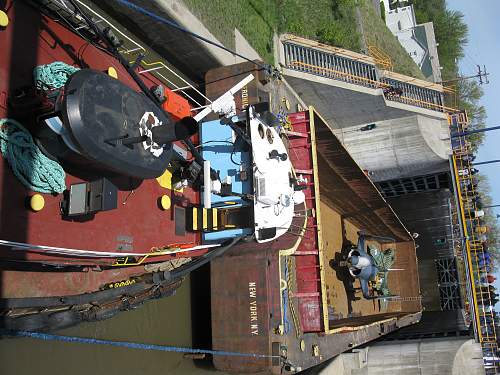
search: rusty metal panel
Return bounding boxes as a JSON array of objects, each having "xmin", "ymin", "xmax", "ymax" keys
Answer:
[
  {"xmin": 211, "ymin": 248, "xmax": 275, "ymax": 373},
  {"xmin": 204, "ymin": 61, "xmax": 267, "ymax": 118},
  {"xmin": 301, "ymin": 109, "xmax": 412, "ymax": 242},
  {"xmin": 298, "ymin": 296, "xmax": 322, "ymax": 332}
]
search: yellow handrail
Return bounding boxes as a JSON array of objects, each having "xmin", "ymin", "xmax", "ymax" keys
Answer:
[
  {"xmin": 450, "ymin": 112, "xmax": 500, "ymax": 357},
  {"xmin": 367, "ymin": 44, "xmax": 393, "ymax": 71},
  {"xmin": 288, "ymin": 60, "xmax": 460, "ymax": 113}
]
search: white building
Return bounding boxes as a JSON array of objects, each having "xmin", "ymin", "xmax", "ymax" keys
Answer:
[
  {"xmin": 383, "ymin": 3, "xmax": 443, "ymax": 83},
  {"xmin": 385, "ymin": 3, "xmax": 417, "ymax": 32}
]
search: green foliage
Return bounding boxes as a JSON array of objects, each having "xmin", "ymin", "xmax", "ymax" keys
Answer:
[
  {"xmin": 357, "ymin": 0, "xmax": 425, "ymax": 78},
  {"xmin": 182, "ymin": 0, "xmax": 278, "ymax": 63},
  {"xmin": 277, "ymin": 0, "xmax": 361, "ymax": 51},
  {"xmin": 380, "ymin": 1, "xmax": 386, "ymax": 22},
  {"xmin": 457, "ymin": 80, "xmax": 487, "ymax": 152},
  {"xmin": 182, "ymin": 0, "xmax": 362, "ymax": 64}
]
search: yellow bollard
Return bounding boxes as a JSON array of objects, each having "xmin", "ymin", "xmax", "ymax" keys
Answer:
[{"xmin": 30, "ymin": 194, "xmax": 45, "ymax": 212}]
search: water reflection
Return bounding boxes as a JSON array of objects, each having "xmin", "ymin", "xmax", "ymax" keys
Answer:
[{"xmin": 0, "ymin": 276, "xmax": 228, "ymax": 375}]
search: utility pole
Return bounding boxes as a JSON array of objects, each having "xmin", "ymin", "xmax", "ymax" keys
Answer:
[
  {"xmin": 477, "ymin": 65, "xmax": 490, "ymax": 85},
  {"xmin": 440, "ymin": 65, "xmax": 490, "ymax": 85}
]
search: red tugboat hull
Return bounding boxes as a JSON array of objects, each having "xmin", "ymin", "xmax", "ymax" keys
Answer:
[{"xmin": 0, "ymin": 1, "xmax": 209, "ymax": 330}]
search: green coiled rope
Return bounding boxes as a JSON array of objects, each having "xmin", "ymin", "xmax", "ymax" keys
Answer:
[
  {"xmin": 0, "ymin": 62, "xmax": 79, "ymax": 193},
  {"xmin": 0, "ymin": 118, "xmax": 66, "ymax": 193},
  {"xmin": 372, "ymin": 248, "xmax": 395, "ymax": 296},
  {"xmin": 33, "ymin": 61, "xmax": 79, "ymax": 91}
]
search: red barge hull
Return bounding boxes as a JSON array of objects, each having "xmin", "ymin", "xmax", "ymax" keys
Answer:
[{"xmin": 210, "ymin": 103, "xmax": 421, "ymax": 373}]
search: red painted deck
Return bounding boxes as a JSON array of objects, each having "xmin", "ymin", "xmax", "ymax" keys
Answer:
[{"xmin": 0, "ymin": 2, "xmax": 200, "ymax": 297}]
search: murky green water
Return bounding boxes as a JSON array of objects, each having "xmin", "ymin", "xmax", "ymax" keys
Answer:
[{"xmin": 0, "ymin": 275, "xmax": 229, "ymax": 375}]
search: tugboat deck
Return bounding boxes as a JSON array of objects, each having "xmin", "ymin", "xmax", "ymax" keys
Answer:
[{"xmin": 0, "ymin": 2, "xmax": 201, "ymax": 298}]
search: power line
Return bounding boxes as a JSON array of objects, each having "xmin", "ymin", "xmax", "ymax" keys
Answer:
[{"xmin": 441, "ymin": 64, "xmax": 490, "ymax": 85}]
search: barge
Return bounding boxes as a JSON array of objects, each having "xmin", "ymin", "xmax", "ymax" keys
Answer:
[
  {"xmin": 1, "ymin": 3, "xmax": 422, "ymax": 366},
  {"xmin": 206, "ymin": 65, "xmax": 422, "ymax": 373}
]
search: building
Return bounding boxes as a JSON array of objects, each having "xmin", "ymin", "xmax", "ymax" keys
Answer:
[{"xmin": 382, "ymin": 2, "xmax": 443, "ymax": 83}]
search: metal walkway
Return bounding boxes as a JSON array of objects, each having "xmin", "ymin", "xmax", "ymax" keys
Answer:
[
  {"xmin": 450, "ymin": 111, "xmax": 500, "ymax": 374},
  {"xmin": 39, "ymin": 0, "xmax": 211, "ymax": 111},
  {"xmin": 281, "ymin": 37, "xmax": 449, "ymax": 113}
]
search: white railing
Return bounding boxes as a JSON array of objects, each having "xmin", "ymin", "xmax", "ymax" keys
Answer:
[{"xmin": 46, "ymin": 0, "xmax": 212, "ymax": 110}]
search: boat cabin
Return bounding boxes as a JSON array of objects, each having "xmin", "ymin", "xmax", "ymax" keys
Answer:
[{"xmin": 189, "ymin": 106, "xmax": 299, "ymax": 244}]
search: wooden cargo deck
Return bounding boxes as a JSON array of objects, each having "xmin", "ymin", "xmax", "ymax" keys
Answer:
[{"xmin": 321, "ymin": 201, "xmax": 421, "ymax": 325}]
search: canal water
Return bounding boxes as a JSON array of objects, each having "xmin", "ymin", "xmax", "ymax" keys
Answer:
[{"xmin": 0, "ymin": 271, "xmax": 231, "ymax": 375}]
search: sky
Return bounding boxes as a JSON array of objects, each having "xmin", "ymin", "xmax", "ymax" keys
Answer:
[{"xmin": 446, "ymin": 0, "xmax": 500, "ymax": 304}]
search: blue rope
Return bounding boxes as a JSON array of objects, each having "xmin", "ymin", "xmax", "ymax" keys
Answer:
[
  {"xmin": 34, "ymin": 61, "xmax": 79, "ymax": 91},
  {"xmin": 0, "ymin": 119, "xmax": 66, "ymax": 193},
  {"xmin": 112, "ymin": 0, "xmax": 268, "ymax": 71},
  {"xmin": 1, "ymin": 330, "xmax": 278, "ymax": 359}
]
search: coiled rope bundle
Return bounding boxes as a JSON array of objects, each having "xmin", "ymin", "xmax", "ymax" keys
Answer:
[
  {"xmin": 33, "ymin": 61, "xmax": 79, "ymax": 91},
  {"xmin": 0, "ymin": 62, "xmax": 79, "ymax": 193},
  {"xmin": 0, "ymin": 118, "xmax": 65, "ymax": 193}
]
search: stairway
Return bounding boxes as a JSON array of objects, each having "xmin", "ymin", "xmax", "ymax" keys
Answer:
[
  {"xmin": 283, "ymin": 41, "xmax": 379, "ymax": 88},
  {"xmin": 282, "ymin": 38, "xmax": 446, "ymax": 113}
]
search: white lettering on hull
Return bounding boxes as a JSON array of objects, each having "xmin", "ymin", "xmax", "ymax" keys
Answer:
[
  {"xmin": 241, "ymin": 86, "xmax": 249, "ymax": 109},
  {"xmin": 249, "ymin": 282, "xmax": 259, "ymax": 335}
]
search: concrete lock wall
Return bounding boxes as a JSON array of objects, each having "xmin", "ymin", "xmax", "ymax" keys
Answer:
[
  {"xmin": 335, "ymin": 115, "xmax": 451, "ymax": 182},
  {"xmin": 358, "ymin": 339, "xmax": 485, "ymax": 375},
  {"xmin": 284, "ymin": 71, "xmax": 447, "ymax": 129},
  {"xmin": 321, "ymin": 338, "xmax": 485, "ymax": 375}
]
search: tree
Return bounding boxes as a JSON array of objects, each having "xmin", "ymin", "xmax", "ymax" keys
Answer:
[{"xmin": 457, "ymin": 80, "xmax": 487, "ymax": 151}]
